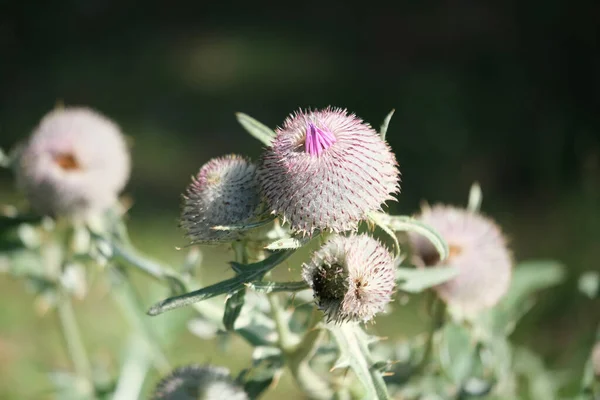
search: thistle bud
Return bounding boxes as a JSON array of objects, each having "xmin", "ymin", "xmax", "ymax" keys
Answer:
[
  {"xmin": 152, "ymin": 364, "xmax": 248, "ymax": 400},
  {"xmin": 302, "ymin": 234, "xmax": 396, "ymax": 323},
  {"xmin": 409, "ymin": 205, "xmax": 512, "ymax": 316},
  {"xmin": 14, "ymin": 107, "xmax": 130, "ymax": 218},
  {"xmin": 258, "ymin": 108, "xmax": 400, "ymax": 235},
  {"xmin": 180, "ymin": 155, "xmax": 264, "ymax": 244}
]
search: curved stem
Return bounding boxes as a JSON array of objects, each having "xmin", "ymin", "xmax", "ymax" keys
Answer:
[{"xmin": 57, "ymin": 294, "xmax": 95, "ymax": 397}]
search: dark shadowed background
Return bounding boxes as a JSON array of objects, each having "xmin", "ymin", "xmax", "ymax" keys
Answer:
[{"xmin": 0, "ymin": 1, "xmax": 598, "ymax": 398}]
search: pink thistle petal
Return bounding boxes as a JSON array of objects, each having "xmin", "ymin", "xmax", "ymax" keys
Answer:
[{"xmin": 305, "ymin": 122, "xmax": 336, "ymax": 156}]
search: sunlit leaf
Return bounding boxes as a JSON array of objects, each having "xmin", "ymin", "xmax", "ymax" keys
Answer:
[
  {"xmin": 211, "ymin": 215, "xmax": 276, "ymax": 232},
  {"xmin": 265, "ymin": 235, "xmax": 313, "ymax": 250},
  {"xmin": 379, "ymin": 109, "xmax": 395, "ymax": 140},
  {"xmin": 148, "ymin": 250, "xmax": 295, "ymax": 315},
  {"xmin": 578, "ymin": 271, "xmax": 599, "ymax": 299},
  {"xmin": 236, "ymin": 113, "xmax": 276, "ymax": 147},
  {"xmin": 246, "ymin": 281, "xmax": 309, "ymax": 294},
  {"xmin": 396, "ymin": 266, "xmax": 458, "ymax": 293},
  {"xmin": 328, "ymin": 324, "xmax": 391, "ymax": 400},
  {"xmin": 370, "ymin": 212, "xmax": 448, "ymax": 262}
]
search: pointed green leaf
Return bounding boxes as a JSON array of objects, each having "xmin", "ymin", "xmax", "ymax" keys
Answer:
[
  {"xmin": 223, "ymin": 288, "xmax": 246, "ymax": 331},
  {"xmin": 379, "ymin": 109, "xmax": 395, "ymax": 140},
  {"xmin": 211, "ymin": 215, "xmax": 276, "ymax": 232},
  {"xmin": 467, "ymin": 182, "xmax": 482, "ymax": 212},
  {"xmin": 246, "ymin": 281, "xmax": 309, "ymax": 293},
  {"xmin": 236, "ymin": 113, "xmax": 276, "ymax": 147},
  {"xmin": 368, "ymin": 213, "xmax": 400, "ymax": 257},
  {"xmin": 371, "ymin": 212, "xmax": 449, "ymax": 262},
  {"xmin": 265, "ymin": 236, "xmax": 313, "ymax": 250},
  {"xmin": 396, "ymin": 266, "xmax": 458, "ymax": 293},
  {"xmin": 328, "ymin": 324, "xmax": 391, "ymax": 400},
  {"xmin": 148, "ymin": 250, "xmax": 295, "ymax": 315}
]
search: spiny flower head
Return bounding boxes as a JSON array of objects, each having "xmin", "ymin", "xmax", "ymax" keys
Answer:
[
  {"xmin": 302, "ymin": 234, "xmax": 396, "ymax": 323},
  {"xmin": 15, "ymin": 107, "xmax": 130, "ymax": 218},
  {"xmin": 409, "ymin": 205, "xmax": 512, "ymax": 316},
  {"xmin": 180, "ymin": 155, "xmax": 264, "ymax": 244},
  {"xmin": 258, "ymin": 108, "xmax": 400, "ymax": 235},
  {"xmin": 152, "ymin": 364, "xmax": 248, "ymax": 400}
]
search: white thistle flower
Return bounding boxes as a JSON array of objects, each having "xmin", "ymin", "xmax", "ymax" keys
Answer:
[
  {"xmin": 15, "ymin": 107, "xmax": 130, "ymax": 218},
  {"xmin": 409, "ymin": 205, "xmax": 512, "ymax": 316}
]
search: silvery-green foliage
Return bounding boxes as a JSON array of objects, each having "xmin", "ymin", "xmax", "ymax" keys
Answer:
[{"xmin": 0, "ymin": 106, "xmax": 592, "ymax": 400}]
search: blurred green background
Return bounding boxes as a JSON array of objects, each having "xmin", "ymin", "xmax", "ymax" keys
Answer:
[{"xmin": 0, "ymin": 1, "xmax": 599, "ymax": 398}]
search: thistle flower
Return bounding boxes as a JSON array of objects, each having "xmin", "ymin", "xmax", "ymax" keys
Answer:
[
  {"xmin": 258, "ymin": 108, "xmax": 400, "ymax": 235},
  {"xmin": 409, "ymin": 205, "xmax": 512, "ymax": 316},
  {"xmin": 302, "ymin": 234, "xmax": 396, "ymax": 323},
  {"xmin": 152, "ymin": 364, "xmax": 248, "ymax": 400},
  {"xmin": 14, "ymin": 107, "xmax": 130, "ymax": 218},
  {"xmin": 180, "ymin": 155, "xmax": 264, "ymax": 244}
]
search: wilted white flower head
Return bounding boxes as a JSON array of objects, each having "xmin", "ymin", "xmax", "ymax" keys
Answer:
[
  {"xmin": 15, "ymin": 107, "xmax": 130, "ymax": 218},
  {"xmin": 152, "ymin": 364, "xmax": 248, "ymax": 400},
  {"xmin": 259, "ymin": 108, "xmax": 400, "ymax": 235},
  {"xmin": 409, "ymin": 205, "xmax": 512, "ymax": 316},
  {"xmin": 302, "ymin": 234, "xmax": 396, "ymax": 323},
  {"xmin": 180, "ymin": 155, "xmax": 264, "ymax": 244}
]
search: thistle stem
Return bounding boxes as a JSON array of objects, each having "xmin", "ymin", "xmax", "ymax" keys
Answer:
[
  {"xmin": 417, "ymin": 297, "xmax": 446, "ymax": 372},
  {"xmin": 268, "ymin": 294, "xmax": 296, "ymax": 351},
  {"xmin": 56, "ymin": 294, "xmax": 95, "ymax": 397},
  {"xmin": 269, "ymin": 295, "xmax": 333, "ymax": 399},
  {"xmin": 110, "ymin": 267, "xmax": 171, "ymax": 374}
]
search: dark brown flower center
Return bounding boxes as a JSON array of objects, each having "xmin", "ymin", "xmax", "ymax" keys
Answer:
[
  {"xmin": 54, "ymin": 152, "xmax": 80, "ymax": 170},
  {"xmin": 312, "ymin": 263, "xmax": 349, "ymax": 301}
]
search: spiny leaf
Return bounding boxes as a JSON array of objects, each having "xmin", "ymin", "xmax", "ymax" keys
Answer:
[
  {"xmin": 328, "ymin": 324, "xmax": 391, "ymax": 400},
  {"xmin": 148, "ymin": 250, "xmax": 294, "ymax": 316},
  {"xmin": 246, "ymin": 281, "xmax": 309, "ymax": 293},
  {"xmin": 396, "ymin": 266, "xmax": 458, "ymax": 293},
  {"xmin": 236, "ymin": 113, "xmax": 276, "ymax": 147},
  {"xmin": 379, "ymin": 109, "xmax": 395, "ymax": 140}
]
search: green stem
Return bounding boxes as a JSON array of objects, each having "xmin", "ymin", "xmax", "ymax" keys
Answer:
[
  {"xmin": 268, "ymin": 294, "xmax": 296, "ymax": 351},
  {"xmin": 57, "ymin": 294, "xmax": 95, "ymax": 397},
  {"xmin": 269, "ymin": 295, "xmax": 333, "ymax": 400},
  {"xmin": 110, "ymin": 267, "xmax": 171, "ymax": 374},
  {"xmin": 417, "ymin": 297, "xmax": 446, "ymax": 372}
]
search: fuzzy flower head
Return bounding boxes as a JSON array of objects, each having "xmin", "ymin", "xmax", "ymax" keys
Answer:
[
  {"xmin": 259, "ymin": 108, "xmax": 400, "ymax": 235},
  {"xmin": 152, "ymin": 364, "xmax": 248, "ymax": 400},
  {"xmin": 302, "ymin": 234, "xmax": 396, "ymax": 323},
  {"xmin": 180, "ymin": 155, "xmax": 264, "ymax": 244},
  {"xmin": 15, "ymin": 107, "xmax": 130, "ymax": 218},
  {"xmin": 409, "ymin": 205, "xmax": 512, "ymax": 316}
]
